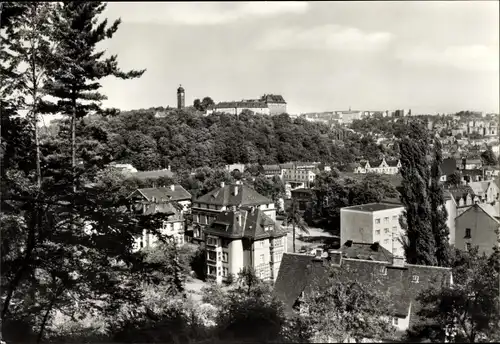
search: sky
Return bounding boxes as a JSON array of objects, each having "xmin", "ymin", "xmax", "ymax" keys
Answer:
[{"xmin": 96, "ymin": 1, "xmax": 499, "ymax": 115}]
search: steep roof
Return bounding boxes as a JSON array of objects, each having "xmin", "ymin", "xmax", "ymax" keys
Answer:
[
  {"xmin": 131, "ymin": 185, "xmax": 191, "ymax": 202},
  {"xmin": 445, "ymin": 185, "xmax": 476, "ymax": 201},
  {"xmin": 456, "ymin": 203, "xmax": 500, "ymax": 223},
  {"xmin": 194, "ymin": 183, "xmax": 272, "ymax": 207},
  {"xmin": 468, "ymin": 181, "xmax": 491, "ymax": 195},
  {"xmin": 261, "ymin": 94, "xmax": 286, "ymax": 104},
  {"xmin": 204, "ymin": 206, "xmax": 287, "ymax": 240},
  {"xmin": 274, "ymin": 253, "xmax": 452, "ymax": 328},
  {"xmin": 386, "ymin": 159, "xmax": 400, "ymax": 167}
]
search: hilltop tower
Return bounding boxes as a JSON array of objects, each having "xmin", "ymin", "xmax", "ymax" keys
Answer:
[{"xmin": 177, "ymin": 84, "xmax": 185, "ymax": 109}]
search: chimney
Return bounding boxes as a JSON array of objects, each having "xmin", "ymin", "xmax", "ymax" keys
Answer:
[
  {"xmin": 220, "ymin": 181, "xmax": 225, "ymax": 188},
  {"xmin": 170, "ymin": 184, "xmax": 175, "ymax": 191},
  {"xmin": 370, "ymin": 242, "xmax": 380, "ymax": 252},
  {"xmin": 328, "ymin": 250, "xmax": 342, "ymax": 266},
  {"xmin": 234, "ymin": 185, "xmax": 239, "ymax": 196},
  {"xmin": 392, "ymin": 256, "xmax": 405, "ymax": 268}
]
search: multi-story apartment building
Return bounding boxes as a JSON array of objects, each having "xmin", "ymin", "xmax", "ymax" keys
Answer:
[
  {"xmin": 128, "ymin": 189, "xmax": 188, "ymax": 251},
  {"xmin": 340, "ymin": 203, "xmax": 405, "ymax": 258},
  {"xmin": 353, "ymin": 157, "xmax": 401, "ymax": 175},
  {"xmin": 129, "ymin": 184, "xmax": 192, "ymax": 212},
  {"xmin": 189, "ymin": 181, "xmax": 276, "ymax": 243},
  {"xmin": 204, "ymin": 205, "xmax": 287, "ymax": 284},
  {"xmin": 282, "ymin": 167, "xmax": 316, "ymax": 185},
  {"xmin": 205, "ymin": 94, "xmax": 287, "ymax": 116}
]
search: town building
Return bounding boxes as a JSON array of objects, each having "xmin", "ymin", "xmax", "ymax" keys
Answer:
[
  {"xmin": 467, "ymin": 180, "xmax": 500, "ymax": 204},
  {"xmin": 177, "ymin": 85, "xmax": 185, "ymax": 109},
  {"xmin": 353, "ymin": 157, "xmax": 402, "ymax": 175},
  {"xmin": 128, "ymin": 187, "xmax": 190, "ymax": 251},
  {"xmin": 262, "ymin": 164, "xmax": 283, "ymax": 179},
  {"xmin": 190, "ymin": 181, "xmax": 276, "ymax": 243},
  {"xmin": 108, "ymin": 163, "xmax": 138, "ymax": 175},
  {"xmin": 340, "ymin": 203, "xmax": 405, "ymax": 258},
  {"xmin": 290, "ymin": 188, "xmax": 314, "ymax": 212},
  {"xmin": 455, "ymin": 203, "xmax": 500, "ymax": 255},
  {"xmin": 205, "ymin": 94, "xmax": 287, "ymax": 116},
  {"xmin": 445, "ymin": 185, "xmax": 481, "ymax": 217},
  {"xmin": 274, "ymin": 251, "xmax": 453, "ymax": 340},
  {"xmin": 129, "ymin": 184, "xmax": 192, "ymax": 212},
  {"xmin": 204, "ymin": 205, "xmax": 287, "ymax": 284}
]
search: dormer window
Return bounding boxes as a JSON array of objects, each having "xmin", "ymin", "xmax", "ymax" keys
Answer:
[{"xmin": 412, "ymin": 275, "xmax": 419, "ymax": 284}]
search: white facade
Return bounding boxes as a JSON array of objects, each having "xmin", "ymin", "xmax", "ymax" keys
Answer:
[
  {"xmin": 340, "ymin": 204, "xmax": 406, "ymax": 258},
  {"xmin": 354, "ymin": 158, "xmax": 401, "ymax": 175},
  {"xmin": 206, "ymin": 106, "xmax": 270, "ymax": 116}
]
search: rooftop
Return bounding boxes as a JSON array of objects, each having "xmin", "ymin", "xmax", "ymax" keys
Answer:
[
  {"xmin": 194, "ymin": 182, "xmax": 272, "ymax": 207},
  {"xmin": 342, "ymin": 202, "xmax": 404, "ymax": 212}
]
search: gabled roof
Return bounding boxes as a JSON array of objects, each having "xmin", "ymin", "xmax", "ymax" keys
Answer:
[
  {"xmin": 260, "ymin": 94, "xmax": 286, "ymax": 104},
  {"xmin": 369, "ymin": 159, "xmax": 383, "ymax": 167},
  {"xmin": 204, "ymin": 206, "xmax": 287, "ymax": 240},
  {"xmin": 130, "ymin": 185, "xmax": 191, "ymax": 202},
  {"xmin": 445, "ymin": 185, "xmax": 476, "ymax": 201},
  {"xmin": 386, "ymin": 159, "xmax": 400, "ymax": 167},
  {"xmin": 468, "ymin": 181, "xmax": 491, "ymax": 195},
  {"xmin": 455, "ymin": 203, "xmax": 500, "ymax": 223},
  {"xmin": 274, "ymin": 253, "xmax": 452, "ymax": 329},
  {"xmin": 194, "ymin": 183, "xmax": 272, "ymax": 207}
]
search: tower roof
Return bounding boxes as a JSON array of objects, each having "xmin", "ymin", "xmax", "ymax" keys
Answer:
[{"xmin": 177, "ymin": 84, "xmax": 185, "ymax": 93}]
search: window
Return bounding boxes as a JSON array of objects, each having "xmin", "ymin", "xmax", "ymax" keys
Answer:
[
  {"xmin": 375, "ymin": 218, "xmax": 381, "ymax": 224},
  {"xmin": 392, "ymin": 215, "xmax": 398, "ymax": 221},
  {"xmin": 223, "ymin": 267, "xmax": 228, "ymax": 277},
  {"xmin": 393, "ymin": 317, "xmax": 399, "ymax": 326},
  {"xmin": 260, "ymin": 254, "xmax": 265, "ymax": 264},
  {"xmin": 207, "ymin": 251, "xmax": 216, "ymax": 261},
  {"xmin": 274, "ymin": 238, "xmax": 283, "ymax": 246},
  {"xmin": 384, "ymin": 239, "xmax": 389, "ymax": 244},
  {"xmin": 466, "ymin": 243, "xmax": 472, "ymax": 251},
  {"xmin": 384, "ymin": 228, "xmax": 389, "ymax": 234},
  {"xmin": 222, "ymin": 252, "xmax": 228, "ymax": 263},
  {"xmin": 465, "ymin": 228, "xmax": 471, "ymax": 238},
  {"xmin": 375, "ymin": 229, "xmax": 381, "ymax": 235},
  {"xmin": 207, "ymin": 237, "xmax": 218, "ymax": 246},
  {"xmin": 208, "ymin": 265, "xmax": 216, "ymax": 276},
  {"xmin": 384, "ymin": 217, "xmax": 389, "ymax": 223},
  {"xmin": 392, "ymin": 226, "xmax": 397, "ymax": 233},
  {"xmin": 412, "ymin": 275, "xmax": 419, "ymax": 284},
  {"xmin": 379, "ymin": 266, "xmax": 387, "ymax": 275},
  {"xmin": 193, "ymin": 214, "xmax": 199, "ymax": 223},
  {"xmin": 260, "ymin": 240, "xmax": 265, "ymax": 248}
]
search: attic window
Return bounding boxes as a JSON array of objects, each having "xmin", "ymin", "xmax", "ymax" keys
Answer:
[{"xmin": 412, "ymin": 275, "xmax": 419, "ymax": 284}]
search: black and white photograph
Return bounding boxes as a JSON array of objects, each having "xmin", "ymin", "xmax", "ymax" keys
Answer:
[{"xmin": 0, "ymin": 1, "xmax": 499, "ymax": 343}]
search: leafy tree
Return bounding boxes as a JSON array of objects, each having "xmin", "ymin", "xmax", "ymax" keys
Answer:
[
  {"xmin": 286, "ymin": 200, "xmax": 309, "ymax": 253},
  {"xmin": 407, "ymin": 247, "xmax": 500, "ymax": 342},
  {"xmin": 446, "ymin": 172, "xmax": 462, "ymax": 187},
  {"xmin": 302, "ymin": 263, "xmax": 396, "ymax": 342},
  {"xmin": 429, "ymin": 139, "xmax": 451, "ymax": 267},
  {"xmin": 398, "ymin": 120, "xmax": 437, "ymax": 266},
  {"xmin": 481, "ymin": 148, "xmax": 497, "ymax": 166}
]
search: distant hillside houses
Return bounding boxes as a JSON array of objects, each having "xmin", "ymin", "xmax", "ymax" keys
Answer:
[
  {"xmin": 353, "ymin": 157, "xmax": 401, "ymax": 175},
  {"xmin": 301, "ymin": 109, "xmax": 411, "ymax": 125},
  {"xmin": 205, "ymin": 94, "xmax": 287, "ymax": 116}
]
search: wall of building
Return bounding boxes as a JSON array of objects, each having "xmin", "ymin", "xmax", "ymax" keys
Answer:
[
  {"xmin": 253, "ymin": 238, "xmax": 271, "ymax": 280},
  {"xmin": 340, "ymin": 211, "xmax": 375, "ymax": 246},
  {"xmin": 267, "ymin": 103, "xmax": 287, "ymax": 115},
  {"xmin": 445, "ymin": 199, "xmax": 457, "ymax": 246},
  {"xmin": 455, "ymin": 207, "xmax": 500, "ymax": 255},
  {"xmin": 228, "ymin": 239, "xmax": 244, "ymax": 278},
  {"xmin": 258, "ymin": 203, "xmax": 276, "ymax": 221}
]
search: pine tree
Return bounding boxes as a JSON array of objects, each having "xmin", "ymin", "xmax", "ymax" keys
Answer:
[
  {"xmin": 429, "ymin": 139, "xmax": 451, "ymax": 267},
  {"xmin": 42, "ymin": 1, "xmax": 144, "ymax": 180},
  {"xmin": 398, "ymin": 120, "xmax": 437, "ymax": 266}
]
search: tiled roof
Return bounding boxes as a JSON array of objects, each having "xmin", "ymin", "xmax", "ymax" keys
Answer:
[
  {"xmin": 445, "ymin": 185, "xmax": 475, "ymax": 200},
  {"xmin": 262, "ymin": 164, "xmax": 281, "ymax": 171},
  {"xmin": 477, "ymin": 203, "xmax": 500, "ymax": 221},
  {"xmin": 132, "ymin": 169, "xmax": 174, "ymax": 180},
  {"xmin": 342, "ymin": 202, "xmax": 404, "ymax": 212},
  {"xmin": 462, "ymin": 169, "xmax": 484, "ymax": 177},
  {"xmin": 340, "ymin": 241, "xmax": 393, "ymax": 262},
  {"xmin": 132, "ymin": 185, "xmax": 191, "ymax": 202},
  {"xmin": 261, "ymin": 94, "xmax": 286, "ymax": 104},
  {"xmin": 194, "ymin": 183, "xmax": 272, "ymax": 207},
  {"xmin": 140, "ymin": 202, "xmax": 177, "ymax": 216},
  {"xmin": 369, "ymin": 159, "xmax": 383, "ymax": 167},
  {"xmin": 274, "ymin": 253, "xmax": 452, "ymax": 328},
  {"xmin": 468, "ymin": 181, "xmax": 490, "ymax": 195},
  {"xmin": 280, "ymin": 163, "xmax": 295, "ymax": 169},
  {"xmin": 212, "ymin": 101, "xmax": 268, "ymax": 109},
  {"xmin": 204, "ymin": 206, "xmax": 287, "ymax": 240}
]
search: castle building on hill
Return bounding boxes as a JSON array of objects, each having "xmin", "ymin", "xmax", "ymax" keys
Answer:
[{"xmin": 206, "ymin": 94, "xmax": 287, "ymax": 116}]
